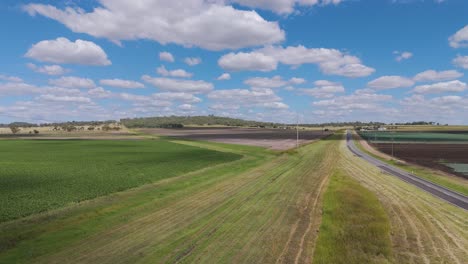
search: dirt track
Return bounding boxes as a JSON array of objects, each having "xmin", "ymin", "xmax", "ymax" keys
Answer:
[{"xmin": 139, "ymin": 128, "xmax": 331, "ymax": 150}]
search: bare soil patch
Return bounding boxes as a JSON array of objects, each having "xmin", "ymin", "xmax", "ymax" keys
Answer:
[{"xmin": 138, "ymin": 128, "xmax": 331, "ymax": 150}]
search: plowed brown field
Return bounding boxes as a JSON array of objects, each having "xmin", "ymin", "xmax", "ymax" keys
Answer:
[
  {"xmin": 139, "ymin": 128, "xmax": 331, "ymax": 150},
  {"xmin": 373, "ymin": 143, "xmax": 468, "ymax": 178}
]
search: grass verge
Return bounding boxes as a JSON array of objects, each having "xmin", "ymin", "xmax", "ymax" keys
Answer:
[
  {"xmin": 339, "ymin": 139, "xmax": 468, "ymax": 263},
  {"xmin": 353, "ymin": 134, "xmax": 468, "ymax": 196},
  {"xmin": 313, "ymin": 170, "xmax": 393, "ymax": 264}
]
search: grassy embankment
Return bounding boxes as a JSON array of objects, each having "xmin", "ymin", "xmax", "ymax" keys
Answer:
[
  {"xmin": 0, "ymin": 136, "xmax": 337, "ymax": 263},
  {"xmin": 339, "ymin": 140, "xmax": 468, "ymax": 263},
  {"xmin": 353, "ymin": 133, "xmax": 468, "ymax": 196}
]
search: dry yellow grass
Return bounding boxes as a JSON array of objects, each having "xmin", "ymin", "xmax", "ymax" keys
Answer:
[{"xmin": 338, "ymin": 140, "xmax": 468, "ymax": 263}]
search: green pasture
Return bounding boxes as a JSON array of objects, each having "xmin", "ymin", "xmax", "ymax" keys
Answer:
[
  {"xmin": 445, "ymin": 163, "xmax": 468, "ymax": 176},
  {"xmin": 0, "ymin": 139, "xmax": 241, "ymax": 222}
]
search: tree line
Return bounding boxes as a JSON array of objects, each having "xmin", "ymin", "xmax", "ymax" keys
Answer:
[{"xmin": 2, "ymin": 116, "xmax": 443, "ymax": 130}]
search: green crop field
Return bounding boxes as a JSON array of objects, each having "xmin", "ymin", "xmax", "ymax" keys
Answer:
[
  {"xmin": 0, "ymin": 140, "xmax": 241, "ymax": 222},
  {"xmin": 445, "ymin": 163, "xmax": 468, "ymax": 176},
  {"xmin": 359, "ymin": 131, "xmax": 468, "ymax": 142}
]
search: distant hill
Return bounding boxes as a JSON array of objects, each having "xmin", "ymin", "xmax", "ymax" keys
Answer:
[
  {"xmin": 121, "ymin": 115, "xmax": 391, "ymax": 128},
  {"xmin": 121, "ymin": 115, "xmax": 277, "ymax": 128}
]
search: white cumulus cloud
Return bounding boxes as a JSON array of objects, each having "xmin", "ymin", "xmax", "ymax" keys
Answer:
[
  {"xmin": 298, "ymin": 80, "xmax": 345, "ymax": 98},
  {"xmin": 453, "ymin": 55, "xmax": 468, "ymax": 69},
  {"xmin": 178, "ymin": 104, "xmax": 195, "ymax": 111},
  {"xmin": 368, "ymin": 75, "xmax": 414, "ymax": 90},
  {"xmin": 0, "ymin": 82, "xmax": 40, "ymax": 95},
  {"xmin": 156, "ymin": 66, "xmax": 193, "ymax": 78},
  {"xmin": 49, "ymin": 76, "xmax": 97, "ymax": 89},
  {"xmin": 261, "ymin": 102, "xmax": 289, "ymax": 109},
  {"xmin": 449, "ymin": 25, "xmax": 468, "ymax": 48},
  {"xmin": 0, "ymin": 74, "xmax": 23, "ymax": 82},
  {"xmin": 159, "ymin": 52, "xmax": 174, "ymax": 62},
  {"xmin": 27, "ymin": 63, "xmax": 68, "ymax": 75},
  {"xmin": 37, "ymin": 94, "xmax": 92, "ymax": 104},
  {"xmin": 412, "ymin": 80, "xmax": 467, "ymax": 94},
  {"xmin": 413, "ymin": 69, "xmax": 463, "ymax": 83},
  {"xmin": 184, "ymin": 57, "xmax": 202, "ymax": 66},
  {"xmin": 208, "ymin": 88, "xmax": 282, "ymax": 106},
  {"xmin": 219, "ymin": 52, "xmax": 278, "ymax": 72},
  {"xmin": 99, "ymin": 79, "xmax": 145, "ymax": 89},
  {"xmin": 244, "ymin": 76, "xmax": 306, "ymax": 88},
  {"xmin": 142, "ymin": 75, "xmax": 213, "ymax": 93},
  {"xmin": 25, "ymin": 37, "xmax": 111, "ymax": 66},
  {"xmin": 231, "ymin": 0, "xmax": 341, "ymax": 14},
  {"xmin": 24, "ymin": 1, "xmax": 284, "ymax": 51},
  {"xmin": 313, "ymin": 89, "xmax": 392, "ymax": 111},
  {"xmin": 394, "ymin": 51, "xmax": 413, "ymax": 62},
  {"xmin": 217, "ymin": 73, "xmax": 231, "ymax": 81},
  {"xmin": 219, "ymin": 45, "xmax": 375, "ymax": 77}
]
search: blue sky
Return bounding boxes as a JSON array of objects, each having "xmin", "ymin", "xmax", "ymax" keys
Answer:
[{"xmin": 0, "ymin": 0, "xmax": 467, "ymax": 124}]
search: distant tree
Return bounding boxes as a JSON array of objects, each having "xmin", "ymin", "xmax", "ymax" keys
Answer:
[
  {"xmin": 88, "ymin": 126, "xmax": 95, "ymax": 131},
  {"xmin": 33, "ymin": 129, "xmax": 39, "ymax": 134},
  {"xmin": 63, "ymin": 125, "xmax": 77, "ymax": 132},
  {"xmin": 9, "ymin": 126, "xmax": 20, "ymax": 134}
]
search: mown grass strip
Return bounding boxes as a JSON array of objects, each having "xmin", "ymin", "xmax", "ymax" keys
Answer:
[{"xmin": 313, "ymin": 170, "xmax": 393, "ymax": 264}]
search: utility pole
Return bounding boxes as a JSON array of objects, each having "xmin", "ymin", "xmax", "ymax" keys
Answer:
[{"xmin": 296, "ymin": 114, "xmax": 299, "ymax": 149}]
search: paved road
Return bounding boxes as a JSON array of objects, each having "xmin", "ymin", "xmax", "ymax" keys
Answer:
[{"xmin": 346, "ymin": 131, "xmax": 468, "ymax": 210}]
